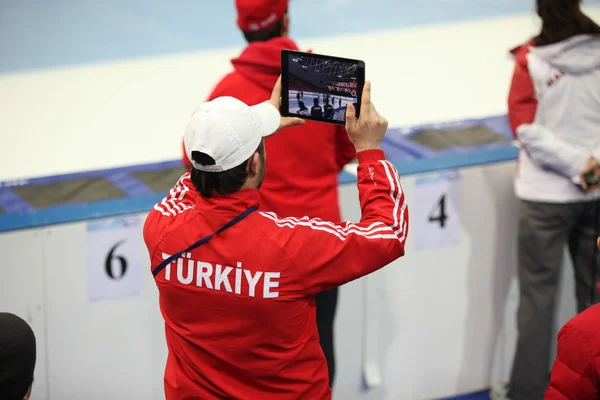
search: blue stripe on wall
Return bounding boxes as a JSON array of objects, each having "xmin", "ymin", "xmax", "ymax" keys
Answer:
[
  {"xmin": 0, "ymin": 145, "xmax": 518, "ymax": 233},
  {"xmin": 105, "ymin": 172, "xmax": 155, "ymax": 198},
  {"xmin": 0, "ymin": 188, "xmax": 34, "ymax": 214},
  {"xmin": 2, "ymin": 0, "xmax": 599, "ymax": 74}
]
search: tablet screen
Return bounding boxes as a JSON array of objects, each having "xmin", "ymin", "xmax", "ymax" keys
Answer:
[{"xmin": 281, "ymin": 50, "xmax": 365, "ymax": 125}]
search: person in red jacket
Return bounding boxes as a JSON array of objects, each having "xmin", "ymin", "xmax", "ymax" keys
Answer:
[
  {"xmin": 181, "ymin": 0, "xmax": 356, "ymax": 387},
  {"xmin": 150, "ymin": 78, "xmax": 408, "ymax": 399},
  {"xmin": 544, "ymin": 237, "xmax": 600, "ymax": 399}
]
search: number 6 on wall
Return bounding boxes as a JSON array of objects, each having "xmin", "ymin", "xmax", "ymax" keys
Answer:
[
  {"xmin": 105, "ymin": 240, "xmax": 128, "ymax": 280},
  {"xmin": 86, "ymin": 216, "xmax": 143, "ymax": 302}
]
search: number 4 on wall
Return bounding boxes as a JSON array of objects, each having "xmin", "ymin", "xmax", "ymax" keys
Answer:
[
  {"xmin": 413, "ymin": 171, "xmax": 462, "ymax": 251},
  {"xmin": 428, "ymin": 195, "xmax": 448, "ymax": 228}
]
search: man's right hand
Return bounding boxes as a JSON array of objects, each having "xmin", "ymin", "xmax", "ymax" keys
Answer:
[{"xmin": 345, "ymin": 81, "xmax": 388, "ymax": 153}]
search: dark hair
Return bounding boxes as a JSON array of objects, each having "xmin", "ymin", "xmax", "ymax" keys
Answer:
[
  {"xmin": 535, "ymin": 0, "xmax": 600, "ymax": 46},
  {"xmin": 0, "ymin": 313, "xmax": 36, "ymax": 400},
  {"xmin": 242, "ymin": 12, "xmax": 286, "ymax": 43},
  {"xmin": 190, "ymin": 140, "xmax": 265, "ymax": 198}
]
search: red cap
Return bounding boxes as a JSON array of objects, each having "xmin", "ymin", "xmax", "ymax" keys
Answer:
[{"xmin": 236, "ymin": 0, "xmax": 289, "ymax": 32}]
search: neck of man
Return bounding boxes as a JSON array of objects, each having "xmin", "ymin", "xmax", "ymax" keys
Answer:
[{"xmin": 241, "ymin": 178, "xmax": 260, "ymax": 190}]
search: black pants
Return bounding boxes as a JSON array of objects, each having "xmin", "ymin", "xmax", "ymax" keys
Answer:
[
  {"xmin": 315, "ymin": 287, "xmax": 338, "ymax": 388},
  {"xmin": 508, "ymin": 199, "xmax": 600, "ymax": 400}
]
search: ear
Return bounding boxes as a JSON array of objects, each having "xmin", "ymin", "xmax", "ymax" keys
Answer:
[{"xmin": 247, "ymin": 152, "xmax": 261, "ymax": 177}]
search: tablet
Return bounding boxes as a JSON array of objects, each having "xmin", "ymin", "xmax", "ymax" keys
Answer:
[{"xmin": 281, "ymin": 50, "xmax": 365, "ymax": 125}]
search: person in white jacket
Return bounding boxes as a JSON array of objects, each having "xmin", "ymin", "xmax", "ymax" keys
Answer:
[{"xmin": 491, "ymin": 1, "xmax": 600, "ymax": 399}]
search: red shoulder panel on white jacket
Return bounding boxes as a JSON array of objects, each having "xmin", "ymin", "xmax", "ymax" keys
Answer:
[{"xmin": 508, "ymin": 41, "xmax": 537, "ymax": 136}]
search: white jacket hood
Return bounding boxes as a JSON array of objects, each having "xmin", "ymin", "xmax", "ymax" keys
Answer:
[{"xmin": 530, "ymin": 34, "xmax": 600, "ymax": 74}]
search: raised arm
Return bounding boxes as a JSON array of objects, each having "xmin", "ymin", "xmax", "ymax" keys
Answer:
[{"xmin": 261, "ymin": 82, "xmax": 409, "ymax": 295}]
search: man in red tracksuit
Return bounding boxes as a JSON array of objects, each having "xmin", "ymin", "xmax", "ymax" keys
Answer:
[
  {"xmin": 181, "ymin": 0, "xmax": 356, "ymax": 386},
  {"xmin": 151, "ymin": 79, "xmax": 408, "ymax": 399}
]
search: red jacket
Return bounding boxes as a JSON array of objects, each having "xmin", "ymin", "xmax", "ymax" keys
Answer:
[
  {"xmin": 143, "ymin": 150, "xmax": 408, "ymax": 399},
  {"xmin": 182, "ymin": 37, "xmax": 356, "ymax": 222},
  {"xmin": 545, "ymin": 302, "xmax": 600, "ymax": 399}
]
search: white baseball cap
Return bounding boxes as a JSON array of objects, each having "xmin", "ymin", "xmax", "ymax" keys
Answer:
[{"xmin": 183, "ymin": 96, "xmax": 281, "ymax": 172}]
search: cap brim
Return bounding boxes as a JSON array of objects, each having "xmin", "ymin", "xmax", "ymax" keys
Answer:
[{"xmin": 250, "ymin": 102, "xmax": 281, "ymax": 138}]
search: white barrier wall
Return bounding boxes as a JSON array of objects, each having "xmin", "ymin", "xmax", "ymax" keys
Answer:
[
  {"xmin": 0, "ymin": 159, "xmax": 579, "ymax": 400},
  {"xmin": 356, "ymin": 161, "xmax": 521, "ymax": 399}
]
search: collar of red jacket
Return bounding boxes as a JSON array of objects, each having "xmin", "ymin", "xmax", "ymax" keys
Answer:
[
  {"xmin": 231, "ymin": 37, "xmax": 300, "ymax": 90},
  {"xmin": 195, "ymin": 188, "xmax": 261, "ymax": 214}
]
